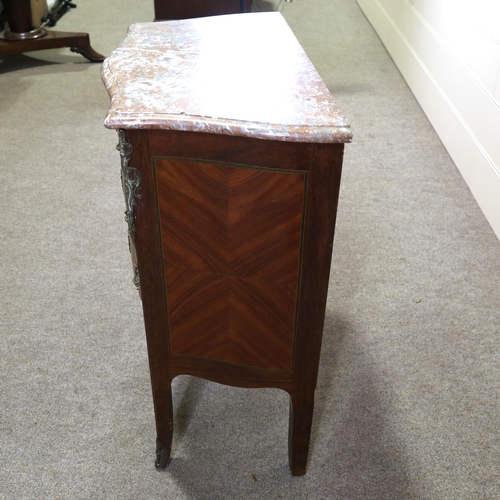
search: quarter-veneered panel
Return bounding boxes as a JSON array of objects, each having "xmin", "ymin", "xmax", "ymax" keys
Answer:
[{"xmin": 156, "ymin": 159, "xmax": 305, "ymax": 371}]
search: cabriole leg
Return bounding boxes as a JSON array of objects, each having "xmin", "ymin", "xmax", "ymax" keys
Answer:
[
  {"xmin": 154, "ymin": 386, "xmax": 174, "ymax": 469},
  {"xmin": 288, "ymin": 392, "xmax": 315, "ymax": 476}
]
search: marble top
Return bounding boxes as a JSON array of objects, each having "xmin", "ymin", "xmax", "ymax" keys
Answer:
[{"xmin": 102, "ymin": 12, "xmax": 352, "ymax": 144}]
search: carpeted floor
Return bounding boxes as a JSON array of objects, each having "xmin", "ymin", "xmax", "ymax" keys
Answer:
[{"xmin": 1, "ymin": 1, "xmax": 499, "ymax": 498}]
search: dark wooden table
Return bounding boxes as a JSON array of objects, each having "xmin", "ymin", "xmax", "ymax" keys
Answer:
[
  {"xmin": 102, "ymin": 12, "xmax": 352, "ymax": 476},
  {"xmin": 0, "ymin": 0, "xmax": 103, "ymax": 62},
  {"xmin": 154, "ymin": 0, "xmax": 252, "ymax": 20}
]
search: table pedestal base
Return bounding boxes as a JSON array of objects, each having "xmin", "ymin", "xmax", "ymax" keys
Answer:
[{"xmin": 0, "ymin": 30, "xmax": 104, "ymax": 61}]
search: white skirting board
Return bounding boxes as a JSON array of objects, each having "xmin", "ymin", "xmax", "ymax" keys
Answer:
[{"xmin": 357, "ymin": 0, "xmax": 500, "ymax": 241}]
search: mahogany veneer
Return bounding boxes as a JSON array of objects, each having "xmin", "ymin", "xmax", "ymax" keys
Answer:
[{"xmin": 102, "ymin": 13, "xmax": 352, "ymax": 476}]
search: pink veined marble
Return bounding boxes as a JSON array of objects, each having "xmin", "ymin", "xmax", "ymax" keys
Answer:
[{"xmin": 102, "ymin": 12, "xmax": 352, "ymax": 144}]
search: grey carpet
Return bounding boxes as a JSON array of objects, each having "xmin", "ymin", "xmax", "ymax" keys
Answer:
[{"xmin": 1, "ymin": 0, "xmax": 499, "ymax": 498}]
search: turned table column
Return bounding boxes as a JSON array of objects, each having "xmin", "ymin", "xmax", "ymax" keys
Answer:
[{"xmin": 102, "ymin": 12, "xmax": 351, "ymax": 476}]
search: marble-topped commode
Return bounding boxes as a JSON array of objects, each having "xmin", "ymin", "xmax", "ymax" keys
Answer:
[
  {"xmin": 102, "ymin": 12, "xmax": 351, "ymax": 143},
  {"xmin": 102, "ymin": 12, "xmax": 351, "ymax": 477}
]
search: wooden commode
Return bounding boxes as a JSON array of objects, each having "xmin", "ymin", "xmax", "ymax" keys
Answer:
[{"xmin": 102, "ymin": 12, "xmax": 352, "ymax": 476}]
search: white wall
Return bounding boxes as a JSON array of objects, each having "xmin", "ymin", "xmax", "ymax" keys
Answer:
[{"xmin": 357, "ymin": 0, "xmax": 500, "ymax": 240}]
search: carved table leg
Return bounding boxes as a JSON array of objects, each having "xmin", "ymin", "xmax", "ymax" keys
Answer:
[
  {"xmin": 288, "ymin": 392, "xmax": 315, "ymax": 476},
  {"xmin": 70, "ymin": 42, "xmax": 105, "ymax": 62}
]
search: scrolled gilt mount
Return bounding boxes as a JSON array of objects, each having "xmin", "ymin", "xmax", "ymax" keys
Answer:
[{"xmin": 116, "ymin": 129, "xmax": 142, "ymax": 242}]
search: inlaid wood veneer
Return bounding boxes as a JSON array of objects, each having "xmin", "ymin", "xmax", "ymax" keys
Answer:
[{"xmin": 157, "ymin": 158, "xmax": 306, "ymax": 371}]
